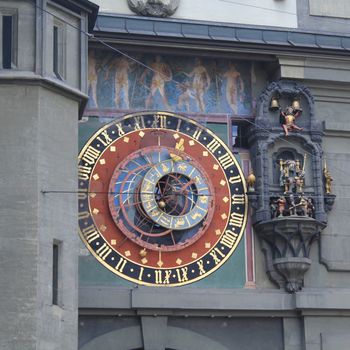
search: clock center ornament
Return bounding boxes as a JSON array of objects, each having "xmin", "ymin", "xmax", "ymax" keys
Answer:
[{"xmin": 78, "ymin": 112, "xmax": 248, "ymax": 286}]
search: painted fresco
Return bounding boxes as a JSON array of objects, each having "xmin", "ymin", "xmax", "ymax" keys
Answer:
[{"xmin": 87, "ymin": 50, "xmax": 252, "ymax": 115}]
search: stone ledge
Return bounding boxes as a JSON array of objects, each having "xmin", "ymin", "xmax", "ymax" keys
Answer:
[
  {"xmin": 296, "ymin": 288, "xmax": 350, "ymax": 310},
  {"xmin": 79, "ymin": 286, "xmax": 350, "ymax": 315}
]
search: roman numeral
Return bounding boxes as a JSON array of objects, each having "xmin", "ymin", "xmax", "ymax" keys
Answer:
[
  {"xmin": 176, "ymin": 267, "xmax": 188, "ymax": 283},
  {"xmin": 134, "ymin": 116, "xmax": 145, "ymax": 130},
  {"xmin": 193, "ymin": 128, "xmax": 202, "ymax": 140},
  {"xmin": 78, "ymin": 211, "xmax": 90, "ymax": 220},
  {"xmin": 155, "ymin": 269, "xmax": 172, "ymax": 284},
  {"xmin": 207, "ymin": 139, "xmax": 221, "ymax": 153},
  {"xmin": 231, "ymin": 194, "xmax": 245, "ymax": 205},
  {"xmin": 114, "ymin": 123, "xmax": 125, "ymax": 137},
  {"xmin": 78, "ymin": 165, "xmax": 92, "ymax": 180},
  {"xmin": 152, "ymin": 115, "xmax": 167, "ymax": 128},
  {"xmin": 96, "ymin": 243, "xmax": 112, "ymax": 260},
  {"xmin": 81, "ymin": 224, "xmax": 99, "ymax": 243},
  {"xmin": 210, "ymin": 247, "xmax": 226, "ymax": 265},
  {"xmin": 82, "ymin": 146, "xmax": 101, "ymax": 165},
  {"xmin": 229, "ymin": 212, "xmax": 244, "ymax": 228},
  {"xmin": 176, "ymin": 118, "xmax": 182, "ymax": 131},
  {"xmin": 138, "ymin": 267, "xmax": 144, "ymax": 281},
  {"xmin": 229, "ymin": 175, "xmax": 242, "ymax": 184},
  {"xmin": 220, "ymin": 230, "xmax": 239, "ymax": 249},
  {"xmin": 197, "ymin": 260, "xmax": 206, "ymax": 275},
  {"xmin": 218, "ymin": 153, "xmax": 235, "ymax": 169},
  {"xmin": 78, "ymin": 188, "xmax": 88, "ymax": 200},
  {"xmin": 115, "ymin": 257, "xmax": 127, "ymax": 273},
  {"xmin": 97, "ymin": 130, "xmax": 113, "ymax": 146}
]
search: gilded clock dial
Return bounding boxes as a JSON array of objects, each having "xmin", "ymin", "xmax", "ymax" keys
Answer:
[
  {"xmin": 78, "ymin": 112, "xmax": 248, "ymax": 286},
  {"xmin": 108, "ymin": 146, "xmax": 214, "ymax": 252}
]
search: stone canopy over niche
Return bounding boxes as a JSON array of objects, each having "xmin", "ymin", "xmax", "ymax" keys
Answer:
[{"xmin": 248, "ymin": 80, "xmax": 335, "ymax": 292}]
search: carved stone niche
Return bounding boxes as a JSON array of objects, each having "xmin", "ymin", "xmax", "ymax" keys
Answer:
[
  {"xmin": 247, "ymin": 80, "xmax": 333, "ymax": 293},
  {"xmin": 128, "ymin": 0, "xmax": 180, "ymax": 17}
]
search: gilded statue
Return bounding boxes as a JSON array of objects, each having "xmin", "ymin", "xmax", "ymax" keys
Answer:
[
  {"xmin": 246, "ymin": 170, "xmax": 256, "ymax": 192},
  {"xmin": 323, "ymin": 162, "xmax": 333, "ymax": 194},
  {"xmin": 279, "ymin": 154, "xmax": 306, "ymax": 193}
]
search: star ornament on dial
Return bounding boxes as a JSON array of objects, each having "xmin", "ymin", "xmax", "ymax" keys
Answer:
[{"xmin": 78, "ymin": 112, "xmax": 248, "ymax": 286}]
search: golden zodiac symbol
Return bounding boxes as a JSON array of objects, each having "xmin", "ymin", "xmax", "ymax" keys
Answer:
[{"xmin": 170, "ymin": 138, "xmax": 185, "ymax": 162}]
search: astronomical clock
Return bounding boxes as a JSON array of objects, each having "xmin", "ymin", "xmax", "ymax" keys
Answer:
[{"xmin": 78, "ymin": 112, "xmax": 248, "ymax": 286}]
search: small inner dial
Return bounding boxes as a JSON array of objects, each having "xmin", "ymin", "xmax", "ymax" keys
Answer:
[
  {"xmin": 154, "ymin": 172, "xmax": 197, "ymax": 217},
  {"xmin": 108, "ymin": 146, "xmax": 215, "ymax": 252}
]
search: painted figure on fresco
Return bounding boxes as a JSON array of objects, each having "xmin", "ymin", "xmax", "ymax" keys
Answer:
[
  {"xmin": 280, "ymin": 105, "xmax": 303, "ymax": 136},
  {"xmin": 86, "ymin": 53, "xmax": 252, "ymax": 114},
  {"xmin": 107, "ymin": 56, "xmax": 133, "ymax": 109},
  {"xmin": 176, "ymin": 81, "xmax": 195, "ymax": 112},
  {"xmin": 223, "ymin": 62, "xmax": 244, "ymax": 114},
  {"xmin": 88, "ymin": 51, "xmax": 98, "ymax": 107},
  {"xmin": 184, "ymin": 58, "xmax": 210, "ymax": 112},
  {"xmin": 140, "ymin": 55, "xmax": 172, "ymax": 109}
]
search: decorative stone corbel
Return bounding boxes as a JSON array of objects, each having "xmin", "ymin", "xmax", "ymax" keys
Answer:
[
  {"xmin": 254, "ymin": 217, "xmax": 325, "ymax": 292},
  {"xmin": 128, "ymin": 0, "xmax": 180, "ymax": 17},
  {"xmin": 324, "ymin": 194, "xmax": 336, "ymax": 212},
  {"xmin": 246, "ymin": 191, "xmax": 259, "ymax": 210}
]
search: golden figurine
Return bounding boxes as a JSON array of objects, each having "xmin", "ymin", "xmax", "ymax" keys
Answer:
[
  {"xmin": 280, "ymin": 105, "xmax": 303, "ymax": 136},
  {"xmin": 246, "ymin": 170, "xmax": 256, "ymax": 192},
  {"xmin": 279, "ymin": 155, "xmax": 306, "ymax": 193},
  {"xmin": 324, "ymin": 161, "xmax": 333, "ymax": 194}
]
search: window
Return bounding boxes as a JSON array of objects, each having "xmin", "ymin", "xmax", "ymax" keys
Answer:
[
  {"xmin": 52, "ymin": 241, "xmax": 61, "ymax": 305},
  {"xmin": 52, "ymin": 23, "xmax": 65, "ymax": 79},
  {"xmin": 1, "ymin": 11, "xmax": 17, "ymax": 69},
  {"xmin": 207, "ymin": 122, "xmax": 229, "ymax": 145},
  {"xmin": 203, "ymin": 121, "xmax": 250, "ymax": 150},
  {"xmin": 232, "ymin": 122, "xmax": 249, "ymax": 149},
  {"xmin": 2, "ymin": 16, "xmax": 12, "ymax": 68}
]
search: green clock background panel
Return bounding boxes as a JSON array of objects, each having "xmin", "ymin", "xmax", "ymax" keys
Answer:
[
  {"xmin": 78, "ymin": 116, "xmax": 247, "ymax": 289},
  {"xmin": 79, "ymin": 239, "xmax": 246, "ymax": 289}
]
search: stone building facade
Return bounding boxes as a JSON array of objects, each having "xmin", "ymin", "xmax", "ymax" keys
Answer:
[{"xmin": 1, "ymin": 0, "xmax": 350, "ymax": 350}]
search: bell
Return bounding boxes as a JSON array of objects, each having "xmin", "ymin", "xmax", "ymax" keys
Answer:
[
  {"xmin": 269, "ymin": 97, "xmax": 280, "ymax": 111},
  {"xmin": 292, "ymin": 98, "xmax": 302, "ymax": 112}
]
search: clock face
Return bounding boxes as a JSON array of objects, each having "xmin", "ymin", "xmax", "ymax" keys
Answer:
[{"xmin": 78, "ymin": 112, "xmax": 248, "ymax": 286}]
